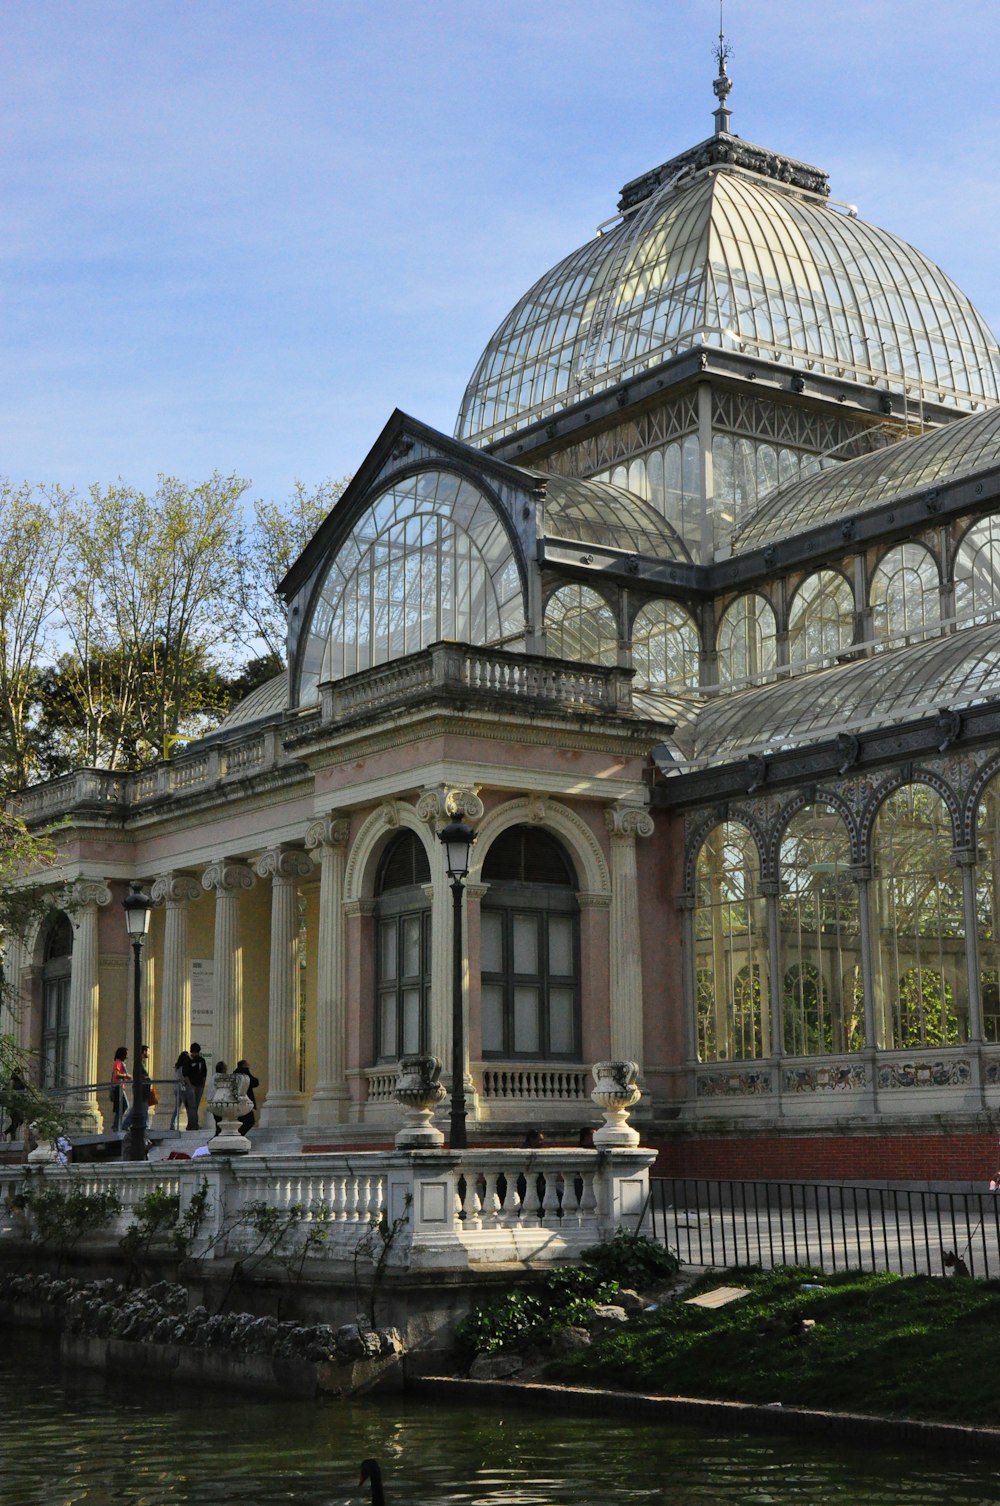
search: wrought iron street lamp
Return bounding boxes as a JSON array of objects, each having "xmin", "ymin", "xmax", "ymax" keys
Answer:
[
  {"xmin": 438, "ymin": 814, "xmax": 476, "ymax": 1149},
  {"xmin": 122, "ymin": 881, "xmax": 153, "ymax": 1162}
]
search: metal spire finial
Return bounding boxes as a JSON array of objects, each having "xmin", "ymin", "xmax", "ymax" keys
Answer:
[{"xmin": 712, "ymin": 2, "xmax": 733, "ymax": 136}]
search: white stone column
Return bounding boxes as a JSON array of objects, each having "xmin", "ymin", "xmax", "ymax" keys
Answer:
[
  {"xmin": 150, "ymin": 874, "xmax": 201, "ymax": 1079},
  {"xmin": 64, "ymin": 879, "xmax": 112, "ymax": 1132},
  {"xmin": 305, "ymin": 814, "xmax": 350, "ymax": 1125},
  {"xmin": 201, "ymin": 860, "xmax": 255, "ymax": 1065},
  {"xmin": 604, "ymin": 804, "xmax": 654, "ymax": 1066},
  {"xmin": 255, "ymin": 846, "xmax": 314, "ymax": 1126}
]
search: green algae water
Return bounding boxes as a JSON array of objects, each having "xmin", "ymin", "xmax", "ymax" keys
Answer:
[{"xmin": 3, "ymin": 1329, "xmax": 1000, "ymax": 1506}]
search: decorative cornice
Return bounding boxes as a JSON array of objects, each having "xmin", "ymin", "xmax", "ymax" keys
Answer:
[
  {"xmin": 150, "ymin": 874, "xmax": 201, "ymax": 906},
  {"xmin": 201, "ymin": 860, "xmax": 256, "ymax": 895},
  {"xmin": 255, "ymin": 848, "xmax": 314, "ymax": 883}
]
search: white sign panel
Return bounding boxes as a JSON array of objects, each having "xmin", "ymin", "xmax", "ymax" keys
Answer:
[{"xmin": 190, "ymin": 959, "xmax": 215, "ymax": 1063}]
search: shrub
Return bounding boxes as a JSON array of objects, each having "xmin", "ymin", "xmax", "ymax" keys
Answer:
[
  {"xmin": 579, "ymin": 1228, "xmax": 679, "ymax": 1289},
  {"xmin": 454, "ymin": 1262, "xmax": 620, "ymax": 1357}
]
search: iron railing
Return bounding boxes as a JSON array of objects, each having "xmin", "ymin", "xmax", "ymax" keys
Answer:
[{"xmin": 644, "ymin": 1177, "xmax": 1000, "ymax": 1278}]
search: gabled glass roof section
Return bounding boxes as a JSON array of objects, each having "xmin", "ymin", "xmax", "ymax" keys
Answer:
[
  {"xmin": 735, "ymin": 405, "xmax": 1000, "ymax": 550},
  {"xmin": 456, "ymin": 147, "xmax": 1000, "ymax": 448},
  {"xmin": 689, "ymin": 621, "xmax": 1000, "ymax": 764},
  {"xmin": 536, "ymin": 473, "xmax": 692, "ymax": 561}
]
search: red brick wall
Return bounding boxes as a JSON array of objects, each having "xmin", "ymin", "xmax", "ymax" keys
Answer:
[{"xmin": 650, "ymin": 1133, "xmax": 1000, "ymax": 1184}]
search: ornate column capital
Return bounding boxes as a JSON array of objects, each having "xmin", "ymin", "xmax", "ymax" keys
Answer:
[
  {"xmin": 305, "ymin": 813, "xmax": 350, "ymax": 851},
  {"xmin": 201, "ymin": 860, "xmax": 256, "ymax": 895},
  {"xmin": 577, "ymin": 891, "xmax": 612, "ymax": 910},
  {"xmin": 464, "ymin": 882, "xmax": 489, "ymax": 902},
  {"xmin": 151, "ymin": 873, "xmax": 201, "ymax": 906},
  {"xmin": 63, "ymin": 878, "xmax": 112, "ymax": 913},
  {"xmin": 415, "ymin": 784, "xmax": 484, "ymax": 826},
  {"xmin": 604, "ymin": 803, "xmax": 654, "ymax": 840},
  {"xmin": 255, "ymin": 847, "xmax": 314, "ymax": 883},
  {"xmin": 952, "ymin": 846, "xmax": 980, "ymax": 868},
  {"xmin": 343, "ymin": 897, "xmax": 377, "ymax": 920}
]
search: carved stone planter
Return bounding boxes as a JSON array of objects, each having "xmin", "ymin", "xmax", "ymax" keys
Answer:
[
  {"xmin": 393, "ymin": 1055, "xmax": 446, "ymax": 1148},
  {"xmin": 591, "ymin": 1061, "xmax": 642, "ymax": 1148},
  {"xmin": 208, "ymin": 1072, "xmax": 253, "ymax": 1155}
]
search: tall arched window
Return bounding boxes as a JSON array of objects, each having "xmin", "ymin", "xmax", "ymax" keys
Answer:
[
  {"xmin": 480, "ymin": 826, "xmax": 580, "ymax": 1060},
  {"xmin": 779, "ymin": 805, "xmax": 863, "ymax": 1055},
  {"xmin": 41, "ymin": 912, "xmax": 73, "ymax": 1088},
  {"xmin": 870, "ymin": 543, "xmax": 940, "ymax": 649},
  {"xmin": 955, "ymin": 516, "xmax": 1000, "ymax": 628},
  {"xmin": 296, "ymin": 470, "xmax": 526, "ymax": 703},
  {"xmin": 717, "ymin": 593, "xmax": 777, "ymax": 687},
  {"xmin": 694, "ymin": 822, "xmax": 769, "ymax": 1061},
  {"xmin": 544, "ymin": 584, "xmax": 618, "ymax": 665},
  {"xmin": 631, "ymin": 600, "xmax": 699, "ymax": 690},
  {"xmin": 872, "ymin": 785, "xmax": 965, "ymax": 1048},
  {"xmin": 787, "ymin": 570, "xmax": 855, "ymax": 669},
  {"xmin": 375, "ymin": 832, "xmax": 432, "ymax": 1063}
]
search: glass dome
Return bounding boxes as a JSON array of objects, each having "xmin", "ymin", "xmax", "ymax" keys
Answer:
[{"xmin": 457, "ymin": 165, "xmax": 1000, "ymax": 447}]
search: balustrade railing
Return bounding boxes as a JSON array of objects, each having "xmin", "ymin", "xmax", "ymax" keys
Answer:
[{"xmin": 478, "ymin": 1065, "xmax": 590, "ymax": 1101}]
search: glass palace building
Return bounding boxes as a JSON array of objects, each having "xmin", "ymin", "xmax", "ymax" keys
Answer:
[{"xmin": 11, "ymin": 59, "xmax": 1000, "ymax": 1179}]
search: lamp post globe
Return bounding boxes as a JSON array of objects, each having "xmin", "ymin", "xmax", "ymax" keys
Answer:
[
  {"xmin": 438, "ymin": 815, "xmax": 476, "ymax": 1148},
  {"xmin": 122, "ymin": 882, "xmax": 153, "ymax": 1162}
]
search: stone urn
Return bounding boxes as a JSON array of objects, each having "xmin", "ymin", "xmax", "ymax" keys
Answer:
[
  {"xmin": 26, "ymin": 1124, "xmax": 60, "ymax": 1165},
  {"xmin": 393, "ymin": 1055, "xmax": 446, "ymax": 1148},
  {"xmin": 590, "ymin": 1061, "xmax": 642, "ymax": 1148},
  {"xmin": 208, "ymin": 1071, "xmax": 253, "ymax": 1155}
]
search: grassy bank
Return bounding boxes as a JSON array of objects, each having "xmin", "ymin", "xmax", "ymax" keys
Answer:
[{"xmin": 541, "ymin": 1267, "xmax": 1000, "ymax": 1428}]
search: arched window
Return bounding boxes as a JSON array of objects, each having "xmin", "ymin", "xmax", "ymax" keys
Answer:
[
  {"xmin": 870, "ymin": 543, "xmax": 940, "ymax": 649},
  {"xmin": 480, "ymin": 825, "xmax": 580, "ymax": 1060},
  {"xmin": 694, "ymin": 822, "xmax": 769, "ymax": 1061},
  {"xmin": 41, "ymin": 912, "xmax": 73, "ymax": 1089},
  {"xmin": 631, "ymin": 600, "xmax": 699, "ymax": 691},
  {"xmin": 375, "ymin": 832, "xmax": 432, "ymax": 1063},
  {"xmin": 872, "ymin": 785, "xmax": 965, "ymax": 1048},
  {"xmin": 779, "ymin": 805, "xmax": 863, "ymax": 1054},
  {"xmin": 717, "ymin": 593, "xmax": 777, "ymax": 687},
  {"xmin": 787, "ymin": 570, "xmax": 855, "ymax": 669},
  {"xmin": 955, "ymin": 516, "xmax": 1000, "ymax": 628},
  {"xmin": 544, "ymin": 584, "xmax": 617, "ymax": 665},
  {"xmin": 296, "ymin": 470, "xmax": 526, "ymax": 703}
]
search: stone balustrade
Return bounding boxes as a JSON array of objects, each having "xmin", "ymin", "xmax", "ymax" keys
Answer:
[{"xmin": 0, "ymin": 1147, "xmax": 653, "ymax": 1271}]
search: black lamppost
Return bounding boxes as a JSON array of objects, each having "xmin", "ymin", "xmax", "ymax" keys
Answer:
[
  {"xmin": 122, "ymin": 881, "xmax": 153, "ymax": 1162},
  {"xmin": 439, "ymin": 814, "xmax": 476, "ymax": 1149}
]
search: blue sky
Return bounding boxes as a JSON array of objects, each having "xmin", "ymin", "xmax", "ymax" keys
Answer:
[{"xmin": 0, "ymin": 0, "xmax": 997, "ymax": 503}]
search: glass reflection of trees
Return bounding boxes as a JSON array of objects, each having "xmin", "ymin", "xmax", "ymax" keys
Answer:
[
  {"xmin": 695, "ymin": 822, "xmax": 768, "ymax": 1061},
  {"xmin": 976, "ymin": 776, "xmax": 1000, "ymax": 1044},
  {"xmin": 631, "ymin": 600, "xmax": 699, "ymax": 691},
  {"xmin": 872, "ymin": 785, "xmax": 966, "ymax": 1048},
  {"xmin": 544, "ymin": 584, "xmax": 618, "ymax": 664},
  {"xmin": 779, "ymin": 806, "xmax": 863, "ymax": 1055},
  {"xmin": 787, "ymin": 570, "xmax": 855, "ymax": 669},
  {"xmin": 717, "ymin": 593, "xmax": 777, "ymax": 688}
]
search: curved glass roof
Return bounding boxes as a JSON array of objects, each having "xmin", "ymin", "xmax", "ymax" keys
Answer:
[
  {"xmin": 735, "ymin": 405, "xmax": 1000, "ymax": 550},
  {"xmin": 457, "ymin": 166, "xmax": 1000, "ymax": 447},
  {"xmin": 537, "ymin": 473, "xmax": 692, "ymax": 561},
  {"xmin": 214, "ymin": 672, "xmax": 288, "ymax": 733},
  {"xmin": 690, "ymin": 621, "xmax": 1000, "ymax": 764}
]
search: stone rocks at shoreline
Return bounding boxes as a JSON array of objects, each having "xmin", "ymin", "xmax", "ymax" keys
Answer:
[{"xmin": 2, "ymin": 1272, "xmax": 403, "ymax": 1367}]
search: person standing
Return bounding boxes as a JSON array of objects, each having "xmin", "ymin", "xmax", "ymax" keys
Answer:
[
  {"xmin": 173, "ymin": 1049, "xmax": 195, "ymax": 1130},
  {"xmin": 185, "ymin": 1043, "xmax": 208, "ymax": 1130},
  {"xmin": 110, "ymin": 1046, "xmax": 130, "ymax": 1131}
]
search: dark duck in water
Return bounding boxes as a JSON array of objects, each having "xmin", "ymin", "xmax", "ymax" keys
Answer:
[{"xmin": 359, "ymin": 1459, "xmax": 385, "ymax": 1505}]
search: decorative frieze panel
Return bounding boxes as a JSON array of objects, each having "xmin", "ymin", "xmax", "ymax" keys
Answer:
[
  {"xmin": 696, "ymin": 1069, "xmax": 772, "ymax": 1097},
  {"xmin": 877, "ymin": 1059, "xmax": 971, "ymax": 1089},
  {"xmin": 782, "ymin": 1063, "xmax": 867, "ymax": 1093},
  {"xmin": 542, "ymin": 394, "xmax": 699, "ymax": 476},
  {"xmin": 713, "ymin": 391, "xmax": 866, "ymax": 453}
]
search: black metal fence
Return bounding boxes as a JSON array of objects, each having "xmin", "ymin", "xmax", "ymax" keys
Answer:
[{"xmin": 643, "ymin": 1177, "xmax": 1000, "ymax": 1278}]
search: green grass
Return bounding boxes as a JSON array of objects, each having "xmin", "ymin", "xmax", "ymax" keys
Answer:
[{"xmin": 541, "ymin": 1266, "xmax": 1000, "ymax": 1427}]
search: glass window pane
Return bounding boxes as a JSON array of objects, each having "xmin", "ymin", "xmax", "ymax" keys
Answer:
[
  {"xmin": 379, "ymin": 921, "xmax": 397, "ymax": 980},
  {"xmin": 481, "ymin": 910, "xmax": 504, "ymax": 974},
  {"xmin": 401, "ymin": 989, "xmax": 421, "ymax": 1055},
  {"xmin": 548, "ymin": 915, "xmax": 574, "ymax": 976},
  {"xmin": 513, "ymin": 914, "xmax": 539, "ymax": 975},
  {"xmin": 548, "ymin": 987, "xmax": 576, "ymax": 1054},
  {"xmin": 514, "ymin": 987, "xmax": 541, "ymax": 1054},
  {"xmin": 379, "ymin": 993, "xmax": 396, "ymax": 1059},
  {"xmin": 402, "ymin": 915, "xmax": 421, "ymax": 978},
  {"xmin": 482, "ymin": 983, "xmax": 505, "ymax": 1054}
]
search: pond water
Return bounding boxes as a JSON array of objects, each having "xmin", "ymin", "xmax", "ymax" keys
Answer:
[{"xmin": 2, "ymin": 1329, "xmax": 999, "ymax": 1506}]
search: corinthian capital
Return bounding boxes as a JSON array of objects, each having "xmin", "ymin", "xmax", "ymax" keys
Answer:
[
  {"xmin": 201, "ymin": 860, "xmax": 256, "ymax": 895},
  {"xmin": 151, "ymin": 873, "xmax": 201, "ymax": 906},
  {"xmin": 604, "ymin": 804, "xmax": 654, "ymax": 840},
  {"xmin": 63, "ymin": 878, "xmax": 112, "ymax": 913},
  {"xmin": 305, "ymin": 813, "xmax": 350, "ymax": 851},
  {"xmin": 255, "ymin": 847, "xmax": 314, "ymax": 883}
]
